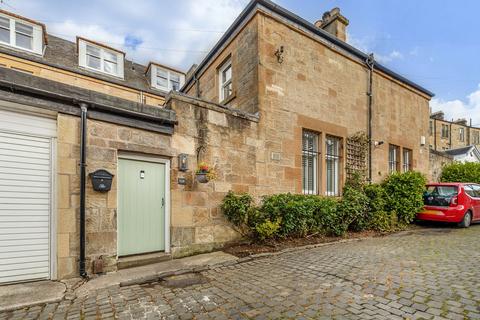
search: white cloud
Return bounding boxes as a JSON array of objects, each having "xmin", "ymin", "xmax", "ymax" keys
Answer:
[
  {"xmin": 430, "ymin": 84, "xmax": 480, "ymax": 125},
  {"xmin": 347, "ymin": 33, "xmax": 404, "ymax": 64},
  {"xmin": 48, "ymin": 20, "xmax": 125, "ymax": 46},
  {"xmin": 7, "ymin": 0, "xmax": 249, "ymax": 70},
  {"xmin": 375, "ymin": 50, "xmax": 404, "ymax": 63}
]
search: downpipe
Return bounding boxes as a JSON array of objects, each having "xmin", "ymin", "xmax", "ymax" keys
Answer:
[
  {"xmin": 366, "ymin": 53, "xmax": 375, "ymax": 183},
  {"xmin": 79, "ymin": 103, "xmax": 88, "ymax": 278}
]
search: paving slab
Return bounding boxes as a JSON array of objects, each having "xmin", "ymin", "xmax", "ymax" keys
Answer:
[
  {"xmin": 0, "ymin": 280, "xmax": 66, "ymax": 312},
  {"xmin": 75, "ymin": 251, "xmax": 237, "ymax": 297}
]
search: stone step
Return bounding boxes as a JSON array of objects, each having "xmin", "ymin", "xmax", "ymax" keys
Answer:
[{"xmin": 117, "ymin": 252, "xmax": 172, "ymax": 270}]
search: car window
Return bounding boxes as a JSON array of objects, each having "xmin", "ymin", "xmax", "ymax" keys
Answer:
[
  {"xmin": 424, "ymin": 186, "xmax": 458, "ymax": 206},
  {"xmin": 426, "ymin": 186, "xmax": 457, "ymax": 196},
  {"xmin": 464, "ymin": 185, "xmax": 477, "ymax": 198},
  {"xmin": 471, "ymin": 184, "xmax": 480, "ymax": 198}
]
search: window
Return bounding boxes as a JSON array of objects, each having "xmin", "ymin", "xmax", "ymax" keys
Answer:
[
  {"xmin": 219, "ymin": 58, "xmax": 232, "ymax": 101},
  {"xmin": 78, "ymin": 39, "xmax": 124, "ymax": 78},
  {"xmin": 424, "ymin": 185, "xmax": 458, "ymax": 207},
  {"xmin": 441, "ymin": 124, "xmax": 449, "ymax": 139},
  {"xmin": 0, "ymin": 16, "xmax": 10, "ymax": 44},
  {"xmin": 429, "ymin": 121, "xmax": 433, "ymax": 136},
  {"xmin": 402, "ymin": 148, "xmax": 412, "ymax": 172},
  {"xmin": 15, "ymin": 21, "xmax": 33, "ymax": 50},
  {"xmin": 151, "ymin": 65, "xmax": 184, "ymax": 92},
  {"xmin": 459, "ymin": 127, "xmax": 465, "ymax": 142},
  {"xmin": 0, "ymin": 14, "xmax": 42, "ymax": 54},
  {"xmin": 302, "ymin": 130, "xmax": 319, "ymax": 195},
  {"xmin": 473, "ymin": 131, "xmax": 480, "ymax": 144},
  {"xmin": 388, "ymin": 144, "xmax": 400, "ymax": 173},
  {"xmin": 325, "ymin": 136, "xmax": 341, "ymax": 196}
]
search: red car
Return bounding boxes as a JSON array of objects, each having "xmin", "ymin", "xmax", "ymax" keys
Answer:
[{"xmin": 417, "ymin": 182, "xmax": 480, "ymax": 227}]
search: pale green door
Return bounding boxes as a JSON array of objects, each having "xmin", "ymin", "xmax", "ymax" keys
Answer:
[{"xmin": 118, "ymin": 158, "xmax": 166, "ymax": 256}]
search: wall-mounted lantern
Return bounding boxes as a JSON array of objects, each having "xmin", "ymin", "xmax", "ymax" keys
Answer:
[
  {"xmin": 178, "ymin": 154, "xmax": 188, "ymax": 171},
  {"xmin": 89, "ymin": 169, "xmax": 114, "ymax": 192}
]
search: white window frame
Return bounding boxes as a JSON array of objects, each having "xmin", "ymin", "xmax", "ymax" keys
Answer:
[
  {"xmin": 302, "ymin": 130, "xmax": 319, "ymax": 195},
  {"xmin": 0, "ymin": 13, "xmax": 43, "ymax": 55},
  {"xmin": 151, "ymin": 65, "xmax": 185, "ymax": 92},
  {"xmin": 389, "ymin": 144, "xmax": 400, "ymax": 173},
  {"xmin": 402, "ymin": 148, "xmax": 412, "ymax": 173},
  {"xmin": 218, "ymin": 58, "xmax": 232, "ymax": 102},
  {"xmin": 325, "ymin": 136, "xmax": 341, "ymax": 197},
  {"xmin": 78, "ymin": 39, "xmax": 124, "ymax": 78},
  {"xmin": 459, "ymin": 127, "xmax": 465, "ymax": 142}
]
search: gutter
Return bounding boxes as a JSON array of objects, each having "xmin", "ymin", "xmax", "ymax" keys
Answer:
[
  {"xmin": 181, "ymin": 0, "xmax": 434, "ymax": 98},
  {"xmin": 0, "ymin": 78, "xmax": 175, "ymax": 124}
]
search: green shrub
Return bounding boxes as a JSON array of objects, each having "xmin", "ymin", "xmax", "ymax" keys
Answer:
[
  {"xmin": 338, "ymin": 173, "xmax": 369, "ymax": 233},
  {"xmin": 221, "ymin": 191, "xmax": 253, "ymax": 235},
  {"xmin": 255, "ymin": 218, "xmax": 281, "ymax": 240},
  {"xmin": 364, "ymin": 184, "xmax": 397, "ymax": 232},
  {"xmin": 260, "ymin": 193, "xmax": 326, "ymax": 237},
  {"xmin": 440, "ymin": 162, "xmax": 480, "ymax": 183},
  {"xmin": 382, "ymin": 171, "xmax": 426, "ymax": 225}
]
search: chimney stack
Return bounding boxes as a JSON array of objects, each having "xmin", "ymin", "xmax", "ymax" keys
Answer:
[
  {"xmin": 454, "ymin": 118, "xmax": 468, "ymax": 126},
  {"xmin": 430, "ymin": 111, "xmax": 445, "ymax": 120},
  {"xmin": 315, "ymin": 8, "xmax": 349, "ymax": 42}
]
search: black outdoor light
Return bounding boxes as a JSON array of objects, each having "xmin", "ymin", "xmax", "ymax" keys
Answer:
[
  {"xmin": 178, "ymin": 153, "xmax": 188, "ymax": 172},
  {"xmin": 89, "ymin": 169, "xmax": 114, "ymax": 192}
]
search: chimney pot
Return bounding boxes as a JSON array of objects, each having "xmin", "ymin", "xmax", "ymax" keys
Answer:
[{"xmin": 315, "ymin": 7, "xmax": 349, "ymax": 42}]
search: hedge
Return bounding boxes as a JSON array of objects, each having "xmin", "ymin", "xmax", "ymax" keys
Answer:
[
  {"xmin": 221, "ymin": 171, "xmax": 426, "ymax": 241},
  {"xmin": 440, "ymin": 162, "xmax": 480, "ymax": 184}
]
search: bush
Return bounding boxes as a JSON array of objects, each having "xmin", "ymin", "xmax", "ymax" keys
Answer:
[
  {"xmin": 338, "ymin": 173, "xmax": 369, "ymax": 233},
  {"xmin": 440, "ymin": 162, "xmax": 480, "ymax": 183},
  {"xmin": 364, "ymin": 184, "xmax": 397, "ymax": 232},
  {"xmin": 382, "ymin": 171, "xmax": 426, "ymax": 225},
  {"xmin": 220, "ymin": 171, "xmax": 425, "ymax": 242},
  {"xmin": 259, "ymin": 193, "xmax": 338, "ymax": 237},
  {"xmin": 221, "ymin": 191, "xmax": 253, "ymax": 235},
  {"xmin": 255, "ymin": 218, "xmax": 281, "ymax": 240}
]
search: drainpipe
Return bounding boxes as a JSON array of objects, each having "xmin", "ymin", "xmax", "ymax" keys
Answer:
[
  {"xmin": 366, "ymin": 53, "xmax": 375, "ymax": 183},
  {"xmin": 79, "ymin": 103, "xmax": 88, "ymax": 278}
]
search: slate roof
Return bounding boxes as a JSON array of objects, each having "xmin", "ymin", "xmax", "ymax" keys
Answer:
[
  {"xmin": 444, "ymin": 146, "xmax": 475, "ymax": 156},
  {"xmin": 0, "ymin": 34, "xmax": 171, "ymax": 97}
]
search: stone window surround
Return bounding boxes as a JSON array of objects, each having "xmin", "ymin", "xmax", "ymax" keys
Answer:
[
  {"xmin": 297, "ymin": 115, "xmax": 347, "ymax": 196},
  {"xmin": 217, "ymin": 54, "xmax": 234, "ymax": 104}
]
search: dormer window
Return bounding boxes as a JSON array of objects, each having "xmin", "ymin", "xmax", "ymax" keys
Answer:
[
  {"xmin": 0, "ymin": 13, "xmax": 44, "ymax": 54},
  {"xmin": 78, "ymin": 38, "xmax": 124, "ymax": 78},
  {"xmin": 149, "ymin": 63, "xmax": 185, "ymax": 92}
]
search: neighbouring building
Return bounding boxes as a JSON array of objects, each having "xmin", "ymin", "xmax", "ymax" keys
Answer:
[
  {"xmin": 0, "ymin": 0, "xmax": 434, "ymax": 284},
  {"xmin": 429, "ymin": 111, "xmax": 480, "ymax": 151}
]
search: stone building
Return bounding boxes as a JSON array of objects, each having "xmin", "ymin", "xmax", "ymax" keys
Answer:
[
  {"xmin": 0, "ymin": 0, "xmax": 434, "ymax": 284},
  {"xmin": 429, "ymin": 111, "xmax": 480, "ymax": 151}
]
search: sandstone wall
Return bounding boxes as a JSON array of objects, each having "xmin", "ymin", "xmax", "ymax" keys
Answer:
[
  {"xmin": 185, "ymin": 16, "xmax": 259, "ymax": 114},
  {"xmin": 56, "ymin": 94, "xmax": 259, "ymax": 278}
]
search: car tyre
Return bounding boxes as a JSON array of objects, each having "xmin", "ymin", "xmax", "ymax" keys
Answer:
[{"xmin": 458, "ymin": 211, "xmax": 472, "ymax": 228}]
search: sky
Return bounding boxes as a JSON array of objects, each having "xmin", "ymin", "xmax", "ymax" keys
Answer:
[{"xmin": 2, "ymin": 0, "xmax": 480, "ymax": 125}]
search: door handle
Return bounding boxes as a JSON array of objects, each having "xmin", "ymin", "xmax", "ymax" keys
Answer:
[{"xmin": 162, "ymin": 197, "xmax": 165, "ymax": 207}]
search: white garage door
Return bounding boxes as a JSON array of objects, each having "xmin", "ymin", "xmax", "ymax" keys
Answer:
[{"xmin": 0, "ymin": 107, "xmax": 56, "ymax": 284}]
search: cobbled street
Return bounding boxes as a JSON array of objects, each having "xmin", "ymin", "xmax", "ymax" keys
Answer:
[{"xmin": 2, "ymin": 226, "xmax": 480, "ymax": 320}]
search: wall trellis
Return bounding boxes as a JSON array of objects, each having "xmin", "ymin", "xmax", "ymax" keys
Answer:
[{"xmin": 346, "ymin": 132, "xmax": 369, "ymax": 180}]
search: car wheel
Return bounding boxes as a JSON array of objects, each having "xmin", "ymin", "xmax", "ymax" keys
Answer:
[{"xmin": 458, "ymin": 211, "xmax": 472, "ymax": 228}]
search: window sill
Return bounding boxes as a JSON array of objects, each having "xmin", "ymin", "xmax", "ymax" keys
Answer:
[{"xmin": 220, "ymin": 92, "xmax": 236, "ymax": 105}]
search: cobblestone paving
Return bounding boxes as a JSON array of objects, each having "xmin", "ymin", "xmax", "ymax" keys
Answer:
[{"xmin": 2, "ymin": 226, "xmax": 480, "ymax": 319}]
